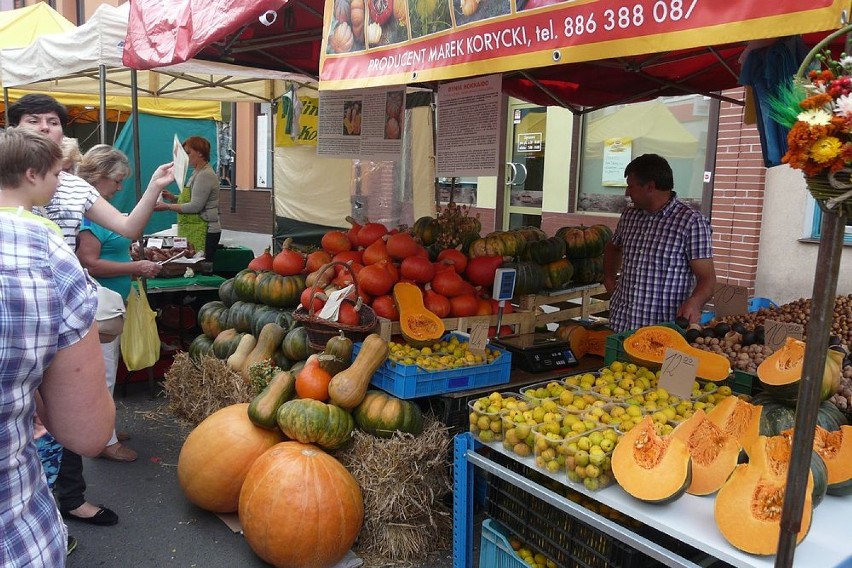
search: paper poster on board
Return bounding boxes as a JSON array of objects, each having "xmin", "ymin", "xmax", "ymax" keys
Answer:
[
  {"xmin": 602, "ymin": 138, "xmax": 632, "ymax": 187},
  {"xmin": 317, "ymin": 86, "xmax": 405, "ymax": 160},
  {"xmin": 436, "ymin": 74, "xmax": 501, "ymax": 178}
]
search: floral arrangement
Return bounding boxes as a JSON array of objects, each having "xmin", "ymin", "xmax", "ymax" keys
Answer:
[{"xmin": 771, "ymin": 49, "xmax": 852, "ymax": 177}]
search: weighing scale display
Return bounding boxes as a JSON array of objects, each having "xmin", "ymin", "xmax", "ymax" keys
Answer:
[
  {"xmin": 492, "ymin": 333, "xmax": 579, "ymax": 373},
  {"xmin": 492, "ymin": 268, "xmax": 516, "ymax": 301}
]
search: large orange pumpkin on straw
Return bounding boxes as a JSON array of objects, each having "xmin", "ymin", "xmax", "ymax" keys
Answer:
[
  {"xmin": 239, "ymin": 442, "xmax": 364, "ymax": 568},
  {"xmin": 177, "ymin": 403, "xmax": 282, "ymax": 513}
]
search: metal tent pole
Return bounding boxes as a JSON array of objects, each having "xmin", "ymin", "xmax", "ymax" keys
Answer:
[
  {"xmin": 775, "ymin": 205, "xmax": 846, "ymax": 566},
  {"xmin": 98, "ymin": 64, "xmax": 107, "ymax": 144},
  {"xmin": 3, "ymin": 87, "xmax": 9, "ymax": 127},
  {"xmin": 130, "ymin": 69, "xmax": 143, "ymax": 201}
]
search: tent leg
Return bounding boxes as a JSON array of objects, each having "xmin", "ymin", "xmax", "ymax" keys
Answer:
[
  {"xmin": 99, "ymin": 64, "xmax": 107, "ymax": 144},
  {"xmin": 131, "ymin": 70, "xmax": 143, "ymax": 201},
  {"xmin": 776, "ymin": 205, "xmax": 846, "ymax": 565},
  {"xmin": 3, "ymin": 87, "xmax": 8, "ymax": 127}
]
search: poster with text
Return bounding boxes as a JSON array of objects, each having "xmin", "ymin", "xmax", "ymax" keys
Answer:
[
  {"xmin": 319, "ymin": 0, "xmax": 848, "ymax": 90},
  {"xmin": 602, "ymin": 137, "xmax": 631, "ymax": 187},
  {"xmin": 436, "ymin": 74, "xmax": 501, "ymax": 178},
  {"xmin": 317, "ymin": 86, "xmax": 406, "ymax": 160}
]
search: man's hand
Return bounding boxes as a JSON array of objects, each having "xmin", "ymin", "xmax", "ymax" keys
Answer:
[{"xmin": 677, "ymin": 297, "xmax": 704, "ymax": 325}]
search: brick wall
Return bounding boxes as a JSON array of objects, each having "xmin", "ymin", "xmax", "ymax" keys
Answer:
[
  {"xmin": 218, "ymin": 188, "xmax": 274, "ymax": 234},
  {"xmin": 711, "ymin": 88, "xmax": 765, "ymax": 296}
]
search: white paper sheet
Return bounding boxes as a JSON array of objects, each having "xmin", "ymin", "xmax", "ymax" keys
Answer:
[{"xmin": 172, "ymin": 134, "xmax": 189, "ymax": 190}]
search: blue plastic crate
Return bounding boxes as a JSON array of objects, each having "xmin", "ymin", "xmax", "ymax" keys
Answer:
[
  {"xmin": 480, "ymin": 519, "xmax": 526, "ymax": 568},
  {"xmin": 354, "ymin": 332, "xmax": 511, "ymax": 399},
  {"xmin": 700, "ymin": 297, "xmax": 779, "ymax": 325}
]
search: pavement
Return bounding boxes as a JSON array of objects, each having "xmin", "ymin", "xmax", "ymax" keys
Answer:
[{"xmin": 64, "ymin": 381, "xmax": 461, "ymax": 568}]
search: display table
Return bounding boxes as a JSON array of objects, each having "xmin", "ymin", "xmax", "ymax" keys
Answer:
[
  {"xmin": 454, "ymin": 433, "xmax": 852, "ymax": 567},
  {"xmin": 141, "ymin": 274, "xmax": 226, "ymax": 293}
]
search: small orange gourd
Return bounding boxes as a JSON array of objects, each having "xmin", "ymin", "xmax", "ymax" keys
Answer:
[
  {"xmin": 295, "ymin": 354, "xmax": 334, "ymax": 401},
  {"xmin": 327, "ymin": 334, "xmax": 389, "ymax": 410}
]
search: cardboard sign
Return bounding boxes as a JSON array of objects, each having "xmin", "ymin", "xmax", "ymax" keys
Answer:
[
  {"xmin": 317, "ymin": 284, "xmax": 355, "ymax": 321},
  {"xmin": 713, "ymin": 283, "xmax": 749, "ymax": 317},
  {"xmin": 764, "ymin": 319, "xmax": 805, "ymax": 352},
  {"xmin": 659, "ymin": 348, "xmax": 698, "ymax": 399},
  {"xmin": 468, "ymin": 317, "xmax": 490, "ymax": 355},
  {"xmin": 147, "ymin": 237, "xmax": 164, "ymax": 249},
  {"xmin": 173, "ymin": 237, "xmax": 188, "ymax": 249}
]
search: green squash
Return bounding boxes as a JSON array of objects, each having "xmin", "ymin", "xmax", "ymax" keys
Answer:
[
  {"xmin": 218, "ymin": 278, "xmax": 238, "ymax": 307},
  {"xmin": 520, "ymin": 236, "xmax": 566, "ymax": 264},
  {"xmin": 276, "ymin": 398, "xmax": 354, "ymax": 450},
  {"xmin": 281, "ymin": 326, "xmax": 311, "ymax": 362},
  {"xmin": 570, "ymin": 255, "xmax": 605, "ymax": 284},
  {"xmin": 234, "ymin": 269, "xmax": 259, "ymax": 302},
  {"xmin": 500, "ymin": 261, "xmax": 546, "ymax": 296},
  {"xmin": 556, "ymin": 224, "xmax": 612, "ymax": 259},
  {"xmin": 411, "ymin": 216, "xmax": 439, "ymax": 246},
  {"xmin": 248, "ymin": 370, "xmax": 296, "ymax": 430},
  {"xmin": 227, "ymin": 301, "xmax": 260, "ymax": 334},
  {"xmin": 353, "ymin": 390, "xmax": 424, "ymax": 438},
  {"xmin": 188, "ymin": 334, "xmax": 214, "ymax": 361},
  {"xmin": 250, "ymin": 304, "xmax": 296, "ymax": 337},
  {"xmin": 198, "ymin": 301, "xmax": 229, "ymax": 339},
  {"xmin": 542, "ymin": 258, "xmax": 574, "ymax": 290},
  {"xmin": 254, "ymin": 271, "xmax": 305, "ymax": 309},
  {"xmin": 212, "ymin": 329, "xmax": 246, "ymax": 359}
]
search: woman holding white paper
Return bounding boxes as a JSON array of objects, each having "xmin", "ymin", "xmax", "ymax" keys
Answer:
[{"xmin": 156, "ymin": 135, "xmax": 221, "ymax": 261}]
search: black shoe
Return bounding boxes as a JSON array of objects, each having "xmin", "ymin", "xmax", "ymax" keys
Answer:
[
  {"xmin": 67, "ymin": 535, "xmax": 78, "ymax": 556},
  {"xmin": 61, "ymin": 505, "xmax": 119, "ymax": 526}
]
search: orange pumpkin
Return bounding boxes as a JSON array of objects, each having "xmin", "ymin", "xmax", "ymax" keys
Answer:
[
  {"xmin": 295, "ymin": 354, "xmax": 333, "ymax": 401},
  {"xmin": 177, "ymin": 404, "xmax": 282, "ymax": 513},
  {"xmin": 239, "ymin": 442, "xmax": 364, "ymax": 568}
]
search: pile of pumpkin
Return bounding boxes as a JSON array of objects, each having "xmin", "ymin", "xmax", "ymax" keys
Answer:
[
  {"xmin": 177, "ymin": 331, "xmax": 426, "ymax": 567},
  {"xmin": 609, "ymin": 325, "xmax": 852, "ymax": 556}
]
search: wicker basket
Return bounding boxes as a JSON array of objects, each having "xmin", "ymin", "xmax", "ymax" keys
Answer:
[
  {"xmin": 292, "ymin": 261, "xmax": 378, "ymax": 350},
  {"xmin": 798, "ymin": 25, "xmax": 852, "ymax": 216}
]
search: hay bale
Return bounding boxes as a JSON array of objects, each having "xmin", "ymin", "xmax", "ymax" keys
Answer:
[
  {"xmin": 163, "ymin": 353, "xmax": 253, "ymax": 425},
  {"xmin": 336, "ymin": 418, "xmax": 453, "ymax": 564}
]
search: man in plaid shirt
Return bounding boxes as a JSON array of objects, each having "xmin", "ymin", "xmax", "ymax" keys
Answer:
[{"xmin": 603, "ymin": 154, "xmax": 716, "ymax": 333}]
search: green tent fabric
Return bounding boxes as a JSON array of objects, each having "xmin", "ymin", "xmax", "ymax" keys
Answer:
[{"xmin": 112, "ymin": 113, "xmax": 218, "ymax": 236}]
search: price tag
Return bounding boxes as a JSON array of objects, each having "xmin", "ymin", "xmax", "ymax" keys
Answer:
[
  {"xmin": 146, "ymin": 237, "xmax": 164, "ymax": 249},
  {"xmin": 764, "ymin": 319, "xmax": 804, "ymax": 352},
  {"xmin": 316, "ymin": 284, "xmax": 354, "ymax": 321},
  {"xmin": 659, "ymin": 348, "xmax": 698, "ymax": 399},
  {"xmin": 713, "ymin": 283, "xmax": 748, "ymax": 317},
  {"xmin": 173, "ymin": 237, "xmax": 188, "ymax": 249},
  {"xmin": 468, "ymin": 317, "xmax": 489, "ymax": 355}
]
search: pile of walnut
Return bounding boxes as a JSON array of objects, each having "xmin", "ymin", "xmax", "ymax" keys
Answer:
[
  {"xmin": 130, "ymin": 242, "xmax": 196, "ymax": 263},
  {"xmin": 829, "ymin": 365, "xmax": 852, "ymax": 414},
  {"xmin": 706, "ymin": 294, "xmax": 852, "ymax": 349},
  {"xmin": 690, "ymin": 331, "xmax": 774, "ymax": 374}
]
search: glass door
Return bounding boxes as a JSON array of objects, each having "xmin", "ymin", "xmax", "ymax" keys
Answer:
[{"xmin": 504, "ymin": 104, "xmax": 547, "ymax": 229}]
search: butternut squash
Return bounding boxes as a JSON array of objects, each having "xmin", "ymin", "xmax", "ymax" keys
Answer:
[
  {"xmin": 393, "ymin": 282, "xmax": 444, "ymax": 348},
  {"xmin": 247, "ymin": 370, "xmax": 296, "ymax": 430},
  {"xmin": 227, "ymin": 333, "xmax": 258, "ymax": 373},
  {"xmin": 240, "ymin": 323, "xmax": 287, "ymax": 382},
  {"xmin": 328, "ymin": 334, "xmax": 389, "ymax": 410}
]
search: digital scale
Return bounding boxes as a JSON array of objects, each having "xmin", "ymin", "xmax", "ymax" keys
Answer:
[{"xmin": 491, "ymin": 333, "xmax": 579, "ymax": 373}]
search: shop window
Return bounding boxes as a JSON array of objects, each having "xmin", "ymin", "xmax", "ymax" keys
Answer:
[
  {"xmin": 808, "ymin": 197, "xmax": 852, "ymax": 243},
  {"xmin": 577, "ymin": 95, "xmax": 717, "ymax": 214}
]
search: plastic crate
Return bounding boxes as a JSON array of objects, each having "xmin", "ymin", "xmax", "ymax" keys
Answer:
[
  {"xmin": 700, "ymin": 297, "xmax": 779, "ymax": 325},
  {"xmin": 603, "ymin": 322, "xmax": 682, "ymax": 366},
  {"xmin": 479, "ymin": 519, "xmax": 528, "ymax": 568},
  {"xmin": 486, "ymin": 457, "xmax": 659, "ymax": 568},
  {"xmin": 356, "ymin": 333, "xmax": 511, "ymax": 399}
]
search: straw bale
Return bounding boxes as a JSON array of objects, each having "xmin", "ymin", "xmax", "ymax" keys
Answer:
[
  {"xmin": 336, "ymin": 418, "xmax": 453, "ymax": 564},
  {"xmin": 162, "ymin": 353, "xmax": 253, "ymax": 425}
]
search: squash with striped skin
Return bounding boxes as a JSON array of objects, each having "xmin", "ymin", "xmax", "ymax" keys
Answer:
[{"xmin": 353, "ymin": 390, "xmax": 423, "ymax": 438}]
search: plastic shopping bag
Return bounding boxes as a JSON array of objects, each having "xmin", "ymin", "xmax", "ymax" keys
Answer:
[{"xmin": 120, "ymin": 280, "xmax": 160, "ymax": 371}]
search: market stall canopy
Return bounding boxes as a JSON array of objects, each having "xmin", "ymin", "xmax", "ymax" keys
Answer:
[
  {"xmin": 0, "ymin": 2, "xmax": 313, "ymax": 103},
  {"xmin": 0, "ymin": 2, "xmax": 74, "ymax": 49},
  {"xmin": 121, "ymin": 0, "xmax": 851, "ymax": 111}
]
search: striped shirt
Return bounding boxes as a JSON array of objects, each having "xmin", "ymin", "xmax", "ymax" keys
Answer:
[
  {"xmin": 39, "ymin": 171, "xmax": 100, "ymax": 248},
  {"xmin": 0, "ymin": 216, "xmax": 97, "ymax": 567},
  {"xmin": 608, "ymin": 194, "xmax": 713, "ymax": 332}
]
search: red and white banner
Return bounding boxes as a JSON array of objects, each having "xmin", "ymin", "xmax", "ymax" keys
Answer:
[{"xmin": 319, "ymin": 0, "xmax": 849, "ymax": 89}]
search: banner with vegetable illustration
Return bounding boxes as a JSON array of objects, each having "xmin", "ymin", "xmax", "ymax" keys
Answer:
[{"xmin": 319, "ymin": 0, "xmax": 848, "ymax": 90}]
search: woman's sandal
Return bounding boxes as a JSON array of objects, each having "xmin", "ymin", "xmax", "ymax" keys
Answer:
[{"xmin": 98, "ymin": 442, "xmax": 138, "ymax": 462}]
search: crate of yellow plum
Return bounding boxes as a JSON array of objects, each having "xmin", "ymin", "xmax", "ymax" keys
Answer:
[
  {"xmin": 564, "ymin": 426, "xmax": 621, "ymax": 491},
  {"xmin": 468, "ymin": 392, "xmax": 525, "ymax": 443},
  {"xmin": 362, "ymin": 333, "xmax": 511, "ymax": 398}
]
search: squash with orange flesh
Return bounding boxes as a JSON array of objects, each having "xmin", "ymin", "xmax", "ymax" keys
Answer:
[
  {"xmin": 812, "ymin": 424, "xmax": 852, "ymax": 496},
  {"xmin": 611, "ymin": 415, "xmax": 692, "ymax": 503},
  {"xmin": 714, "ymin": 435, "xmax": 813, "ymax": 555},
  {"xmin": 393, "ymin": 282, "xmax": 445, "ymax": 348},
  {"xmin": 622, "ymin": 325, "xmax": 732, "ymax": 381},
  {"xmin": 670, "ymin": 409, "xmax": 740, "ymax": 495},
  {"xmin": 706, "ymin": 395, "xmax": 762, "ymax": 455},
  {"xmin": 555, "ymin": 323, "xmax": 613, "ymax": 358},
  {"xmin": 756, "ymin": 337, "xmax": 843, "ymax": 403}
]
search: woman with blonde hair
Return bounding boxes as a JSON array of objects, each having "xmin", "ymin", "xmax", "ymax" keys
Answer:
[{"xmin": 60, "ymin": 137, "xmax": 82, "ymax": 174}]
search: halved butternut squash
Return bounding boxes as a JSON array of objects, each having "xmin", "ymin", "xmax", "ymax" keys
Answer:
[
  {"xmin": 622, "ymin": 325, "xmax": 732, "ymax": 381},
  {"xmin": 611, "ymin": 415, "xmax": 691, "ymax": 503},
  {"xmin": 393, "ymin": 282, "xmax": 445, "ymax": 348},
  {"xmin": 714, "ymin": 435, "xmax": 813, "ymax": 555},
  {"xmin": 706, "ymin": 395, "xmax": 762, "ymax": 455},
  {"xmin": 670, "ymin": 409, "xmax": 739, "ymax": 496}
]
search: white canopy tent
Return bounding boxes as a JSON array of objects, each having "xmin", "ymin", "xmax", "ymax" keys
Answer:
[{"xmin": 0, "ymin": 2, "xmax": 355, "ymax": 232}]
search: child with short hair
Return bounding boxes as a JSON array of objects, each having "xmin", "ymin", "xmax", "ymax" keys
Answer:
[{"xmin": 0, "ymin": 128, "xmax": 64, "ymax": 236}]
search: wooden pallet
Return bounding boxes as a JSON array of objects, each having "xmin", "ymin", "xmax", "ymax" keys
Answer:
[{"xmin": 519, "ymin": 283, "xmax": 610, "ymax": 329}]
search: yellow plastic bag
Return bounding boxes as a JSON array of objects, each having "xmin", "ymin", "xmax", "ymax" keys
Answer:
[{"xmin": 120, "ymin": 280, "xmax": 160, "ymax": 371}]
